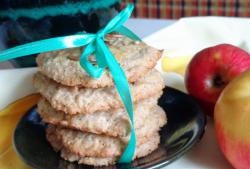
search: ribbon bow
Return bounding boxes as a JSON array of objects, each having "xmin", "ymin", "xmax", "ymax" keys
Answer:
[{"xmin": 0, "ymin": 4, "xmax": 140, "ymax": 163}]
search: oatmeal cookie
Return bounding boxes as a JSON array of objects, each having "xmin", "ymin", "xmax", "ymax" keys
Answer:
[
  {"xmin": 37, "ymin": 34, "xmax": 162, "ymax": 88},
  {"xmin": 34, "ymin": 69, "xmax": 164, "ymax": 114}
]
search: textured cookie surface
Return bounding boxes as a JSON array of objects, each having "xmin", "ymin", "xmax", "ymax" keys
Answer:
[
  {"xmin": 38, "ymin": 94, "xmax": 166, "ymax": 137},
  {"xmin": 60, "ymin": 133, "xmax": 160, "ymax": 166},
  {"xmin": 46, "ymin": 105, "xmax": 165, "ymax": 159},
  {"xmin": 48, "ymin": 129, "xmax": 160, "ymax": 166},
  {"xmin": 36, "ymin": 34, "xmax": 162, "ymax": 88},
  {"xmin": 34, "ymin": 69, "xmax": 164, "ymax": 114}
]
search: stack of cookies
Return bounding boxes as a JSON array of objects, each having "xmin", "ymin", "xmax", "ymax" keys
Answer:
[{"xmin": 34, "ymin": 34, "xmax": 167, "ymax": 166}]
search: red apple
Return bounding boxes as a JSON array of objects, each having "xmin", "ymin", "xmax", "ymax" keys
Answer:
[
  {"xmin": 185, "ymin": 44, "xmax": 250, "ymax": 116},
  {"xmin": 215, "ymin": 70, "xmax": 250, "ymax": 169}
]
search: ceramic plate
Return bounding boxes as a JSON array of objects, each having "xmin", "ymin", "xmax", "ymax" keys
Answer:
[{"xmin": 13, "ymin": 86, "xmax": 206, "ymax": 169}]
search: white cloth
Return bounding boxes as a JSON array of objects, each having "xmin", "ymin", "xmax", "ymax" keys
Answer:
[
  {"xmin": 144, "ymin": 16, "xmax": 250, "ymax": 58},
  {"xmin": 0, "ymin": 68, "xmax": 36, "ymax": 109}
]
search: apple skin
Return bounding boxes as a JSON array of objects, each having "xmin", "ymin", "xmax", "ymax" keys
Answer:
[
  {"xmin": 214, "ymin": 70, "xmax": 250, "ymax": 169},
  {"xmin": 185, "ymin": 44, "xmax": 250, "ymax": 116}
]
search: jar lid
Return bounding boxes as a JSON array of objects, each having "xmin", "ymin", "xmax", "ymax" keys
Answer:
[
  {"xmin": 0, "ymin": 0, "xmax": 120, "ymax": 20},
  {"xmin": 0, "ymin": 0, "xmax": 120, "ymax": 9}
]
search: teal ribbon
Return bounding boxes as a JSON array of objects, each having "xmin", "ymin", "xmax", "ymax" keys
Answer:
[{"xmin": 0, "ymin": 4, "xmax": 140, "ymax": 163}]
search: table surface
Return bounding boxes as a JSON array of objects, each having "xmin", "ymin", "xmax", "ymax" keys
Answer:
[{"xmin": 0, "ymin": 18, "xmax": 234, "ymax": 169}]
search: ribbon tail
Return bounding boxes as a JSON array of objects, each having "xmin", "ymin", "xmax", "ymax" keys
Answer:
[
  {"xmin": 80, "ymin": 42, "xmax": 104, "ymax": 78},
  {"xmin": 0, "ymin": 34, "xmax": 95, "ymax": 62},
  {"xmin": 116, "ymin": 26, "xmax": 141, "ymax": 41},
  {"xmin": 119, "ymin": 127, "xmax": 136, "ymax": 163},
  {"xmin": 97, "ymin": 38, "xmax": 136, "ymax": 163}
]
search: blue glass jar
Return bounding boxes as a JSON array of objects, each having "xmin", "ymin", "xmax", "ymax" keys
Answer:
[{"xmin": 0, "ymin": 0, "xmax": 121, "ymax": 67}]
